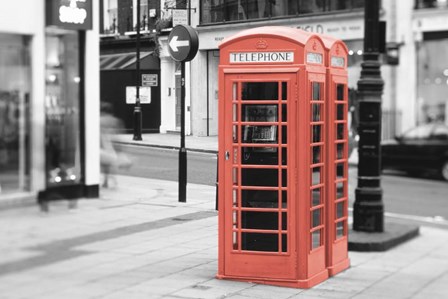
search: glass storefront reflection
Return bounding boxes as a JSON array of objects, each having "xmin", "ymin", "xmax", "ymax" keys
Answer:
[
  {"xmin": 45, "ymin": 30, "xmax": 81, "ymax": 186},
  {"xmin": 417, "ymin": 37, "xmax": 448, "ymax": 124},
  {"xmin": 0, "ymin": 33, "xmax": 31, "ymax": 194}
]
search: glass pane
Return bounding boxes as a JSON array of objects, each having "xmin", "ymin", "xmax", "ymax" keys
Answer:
[
  {"xmin": 336, "ymin": 201, "xmax": 345, "ymax": 219},
  {"xmin": 242, "ymin": 233, "xmax": 279, "ymax": 252},
  {"xmin": 312, "ymin": 188, "xmax": 321, "ymax": 206},
  {"xmin": 45, "ymin": 31, "xmax": 81, "ymax": 186},
  {"xmin": 282, "ymin": 147, "xmax": 287, "ymax": 165},
  {"xmin": 232, "ymin": 125, "xmax": 238, "ymax": 142},
  {"xmin": 312, "ymin": 82, "xmax": 321, "ymax": 101},
  {"xmin": 242, "ymin": 168, "xmax": 278, "ymax": 187},
  {"xmin": 337, "ymin": 84, "xmax": 345, "ymax": 101},
  {"xmin": 242, "ymin": 190, "xmax": 278, "ymax": 208},
  {"xmin": 242, "ymin": 125, "xmax": 277, "ymax": 144},
  {"xmin": 312, "ymin": 209, "xmax": 321, "ymax": 228},
  {"xmin": 282, "ymin": 169, "xmax": 287, "ymax": 187},
  {"xmin": 233, "ymin": 104, "xmax": 238, "ymax": 121},
  {"xmin": 282, "ymin": 82, "xmax": 287, "ymax": 101},
  {"xmin": 282, "ymin": 212, "xmax": 287, "ymax": 230},
  {"xmin": 336, "ymin": 182, "xmax": 345, "ymax": 199},
  {"xmin": 337, "ymin": 104, "xmax": 345, "ymax": 120},
  {"xmin": 233, "ymin": 189, "xmax": 238, "ymax": 207},
  {"xmin": 233, "ymin": 231, "xmax": 238, "ymax": 249},
  {"xmin": 337, "ymin": 143, "xmax": 344, "ymax": 160},
  {"xmin": 281, "ymin": 125, "xmax": 287, "ymax": 144},
  {"xmin": 282, "ymin": 233, "xmax": 288, "ymax": 253},
  {"xmin": 233, "ymin": 210, "xmax": 238, "ymax": 226},
  {"xmin": 312, "ymin": 229, "xmax": 322, "ymax": 249},
  {"xmin": 242, "ymin": 104, "xmax": 277, "ymax": 122},
  {"xmin": 312, "ymin": 146, "xmax": 321, "ymax": 164},
  {"xmin": 241, "ymin": 147, "xmax": 278, "ymax": 164},
  {"xmin": 337, "ymin": 124, "xmax": 345, "ymax": 140},
  {"xmin": 242, "ymin": 211, "xmax": 279, "ymax": 230},
  {"xmin": 336, "ymin": 221, "xmax": 345, "ymax": 238},
  {"xmin": 312, "ymin": 167, "xmax": 322, "ymax": 185},
  {"xmin": 312, "ymin": 103, "xmax": 321, "ymax": 121},
  {"xmin": 312, "ymin": 125, "xmax": 322, "ymax": 143},
  {"xmin": 233, "ymin": 168, "xmax": 238, "ymax": 185},
  {"xmin": 232, "ymin": 82, "xmax": 237, "ymax": 101},
  {"xmin": 336, "ymin": 163, "xmax": 345, "ymax": 179},
  {"xmin": 281, "ymin": 104, "xmax": 287, "ymax": 122},
  {"xmin": 242, "ymin": 82, "xmax": 278, "ymax": 100},
  {"xmin": 0, "ymin": 33, "xmax": 31, "ymax": 193}
]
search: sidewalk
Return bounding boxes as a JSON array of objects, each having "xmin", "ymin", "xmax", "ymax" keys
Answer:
[{"xmin": 1, "ymin": 172, "xmax": 448, "ymax": 299}]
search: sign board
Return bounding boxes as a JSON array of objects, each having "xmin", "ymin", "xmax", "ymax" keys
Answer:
[
  {"xmin": 126, "ymin": 87, "xmax": 151, "ymax": 104},
  {"xmin": 168, "ymin": 25, "xmax": 199, "ymax": 62},
  {"xmin": 46, "ymin": 0, "xmax": 93, "ymax": 30},
  {"xmin": 230, "ymin": 52, "xmax": 294, "ymax": 63},
  {"xmin": 142, "ymin": 74, "xmax": 158, "ymax": 87},
  {"xmin": 173, "ymin": 9, "xmax": 188, "ymax": 27}
]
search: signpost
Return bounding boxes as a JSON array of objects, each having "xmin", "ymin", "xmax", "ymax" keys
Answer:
[{"xmin": 168, "ymin": 25, "xmax": 199, "ymax": 203}]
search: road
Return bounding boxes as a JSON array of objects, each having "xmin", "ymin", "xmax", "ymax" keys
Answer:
[
  {"xmin": 117, "ymin": 144, "xmax": 448, "ymax": 229},
  {"xmin": 115, "ymin": 144, "xmax": 218, "ymax": 186}
]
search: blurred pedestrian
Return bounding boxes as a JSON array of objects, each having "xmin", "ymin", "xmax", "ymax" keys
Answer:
[{"xmin": 100, "ymin": 102, "xmax": 132, "ymax": 188}]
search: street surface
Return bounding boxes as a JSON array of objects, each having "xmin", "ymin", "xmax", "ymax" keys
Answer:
[
  {"xmin": 116, "ymin": 144, "xmax": 217, "ymax": 186},
  {"xmin": 117, "ymin": 144, "xmax": 448, "ymax": 229}
]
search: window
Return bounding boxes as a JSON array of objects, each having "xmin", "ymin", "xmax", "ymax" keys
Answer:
[
  {"xmin": 45, "ymin": 30, "xmax": 82, "ymax": 186},
  {"xmin": 200, "ymin": 0, "xmax": 365, "ymax": 25},
  {"xmin": 0, "ymin": 33, "xmax": 31, "ymax": 194}
]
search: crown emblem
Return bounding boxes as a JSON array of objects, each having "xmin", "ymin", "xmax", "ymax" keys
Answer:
[{"xmin": 256, "ymin": 39, "xmax": 268, "ymax": 49}]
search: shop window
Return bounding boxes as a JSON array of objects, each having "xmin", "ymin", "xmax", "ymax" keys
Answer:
[
  {"xmin": 0, "ymin": 33, "xmax": 31, "ymax": 194},
  {"xmin": 45, "ymin": 30, "xmax": 82, "ymax": 186},
  {"xmin": 417, "ymin": 35, "xmax": 448, "ymax": 124}
]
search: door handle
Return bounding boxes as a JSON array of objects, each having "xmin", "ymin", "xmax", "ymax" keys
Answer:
[{"xmin": 225, "ymin": 151, "xmax": 230, "ymax": 160}]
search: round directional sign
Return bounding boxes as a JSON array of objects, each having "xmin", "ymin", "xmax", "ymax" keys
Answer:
[{"xmin": 168, "ymin": 25, "xmax": 199, "ymax": 62}]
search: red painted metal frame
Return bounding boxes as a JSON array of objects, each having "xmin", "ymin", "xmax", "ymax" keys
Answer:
[{"xmin": 217, "ymin": 26, "xmax": 349, "ymax": 289}]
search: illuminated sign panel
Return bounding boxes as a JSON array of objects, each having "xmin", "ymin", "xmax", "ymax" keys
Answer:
[
  {"xmin": 331, "ymin": 56, "xmax": 345, "ymax": 67},
  {"xmin": 46, "ymin": 0, "xmax": 92, "ymax": 30},
  {"xmin": 306, "ymin": 52, "xmax": 323, "ymax": 64},
  {"xmin": 230, "ymin": 52, "xmax": 294, "ymax": 63}
]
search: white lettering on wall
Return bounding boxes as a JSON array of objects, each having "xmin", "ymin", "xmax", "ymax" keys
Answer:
[
  {"xmin": 59, "ymin": 1, "xmax": 87, "ymax": 25},
  {"xmin": 230, "ymin": 51, "xmax": 294, "ymax": 63}
]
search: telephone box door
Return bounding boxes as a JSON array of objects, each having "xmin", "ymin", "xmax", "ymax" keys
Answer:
[{"xmin": 222, "ymin": 72, "xmax": 297, "ymax": 279}]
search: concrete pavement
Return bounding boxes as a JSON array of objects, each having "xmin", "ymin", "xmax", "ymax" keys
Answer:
[{"xmin": 1, "ymin": 134, "xmax": 447, "ymax": 298}]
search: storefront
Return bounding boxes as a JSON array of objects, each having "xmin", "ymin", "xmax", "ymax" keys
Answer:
[
  {"xmin": 0, "ymin": 0, "xmax": 100, "ymax": 205},
  {"xmin": 189, "ymin": 13, "xmax": 365, "ymax": 137},
  {"xmin": 414, "ymin": 11, "xmax": 448, "ymax": 125}
]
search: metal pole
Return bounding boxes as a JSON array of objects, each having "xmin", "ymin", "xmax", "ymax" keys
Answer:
[
  {"xmin": 133, "ymin": 0, "xmax": 143, "ymax": 141},
  {"xmin": 353, "ymin": 0, "xmax": 385, "ymax": 232},
  {"xmin": 179, "ymin": 61, "xmax": 187, "ymax": 202}
]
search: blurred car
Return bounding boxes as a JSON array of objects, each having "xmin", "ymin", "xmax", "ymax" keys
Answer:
[{"xmin": 381, "ymin": 123, "xmax": 448, "ymax": 181}]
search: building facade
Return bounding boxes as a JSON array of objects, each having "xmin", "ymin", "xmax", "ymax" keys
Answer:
[
  {"xmin": 156, "ymin": 0, "xmax": 448, "ymax": 138},
  {"xmin": 100, "ymin": 0, "xmax": 162, "ymax": 133},
  {"xmin": 0, "ymin": 0, "xmax": 100, "ymax": 205}
]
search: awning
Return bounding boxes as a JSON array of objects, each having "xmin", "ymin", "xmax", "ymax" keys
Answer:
[{"xmin": 100, "ymin": 51, "xmax": 160, "ymax": 71}]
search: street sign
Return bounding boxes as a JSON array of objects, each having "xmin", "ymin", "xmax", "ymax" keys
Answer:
[
  {"xmin": 172, "ymin": 9, "xmax": 188, "ymax": 27},
  {"xmin": 126, "ymin": 86, "xmax": 151, "ymax": 104},
  {"xmin": 142, "ymin": 74, "xmax": 158, "ymax": 87},
  {"xmin": 168, "ymin": 25, "xmax": 199, "ymax": 62}
]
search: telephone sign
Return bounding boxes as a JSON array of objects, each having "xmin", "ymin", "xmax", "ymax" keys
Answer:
[{"xmin": 168, "ymin": 25, "xmax": 199, "ymax": 62}]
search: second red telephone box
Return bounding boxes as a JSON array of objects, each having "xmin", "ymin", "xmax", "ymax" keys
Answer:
[
  {"xmin": 322, "ymin": 35, "xmax": 350, "ymax": 277},
  {"xmin": 217, "ymin": 26, "xmax": 349, "ymax": 288}
]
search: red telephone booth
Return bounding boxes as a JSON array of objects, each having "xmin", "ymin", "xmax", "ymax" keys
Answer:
[
  {"xmin": 322, "ymin": 36, "xmax": 350, "ymax": 276},
  {"xmin": 217, "ymin": 26, "xmax": 348, "ymax": 288}
]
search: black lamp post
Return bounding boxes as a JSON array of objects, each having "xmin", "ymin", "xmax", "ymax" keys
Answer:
[
  {"xmin": 353, "ymin": 0, "xmax": 385, "ymax": 232},
  {"xmin": 133, "ymin": 0, "xmax": 143, "ymax": 141}
]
